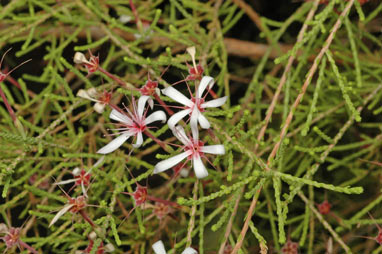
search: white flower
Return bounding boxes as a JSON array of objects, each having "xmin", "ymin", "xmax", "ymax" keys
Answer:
[
  {"xmin": 54, "ymin": 156, "xmax": 104, "ymax": 197},
  {"xmin": 162, "ymin": 76, "xmax": 227, "ymax": 130},
  {"xmin": 97, "ymin": 96, "xmax": 166, "ymax": 154},
  {"xmin": 152, "ymin": 240, "xmax": 197, "ymax": 254},
  {"xmin": 77, "ymin": 88, "xmax": 111, "ymax": 113},
  {"xmin": 153, "ymin": 126, "xmax": 225, "ymax": 179}
]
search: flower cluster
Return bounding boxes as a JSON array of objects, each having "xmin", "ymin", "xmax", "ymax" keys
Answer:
[{"xmin": 45, "ymin": 47, "xmax": 227, "ymax": 253}]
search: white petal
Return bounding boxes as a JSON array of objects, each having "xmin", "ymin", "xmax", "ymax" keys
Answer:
[
  {"xmin": 97, "ymin": 133, "xmax": 131, "ymax": 154},
  {"xmin": 167, "ymin": 109, "xmax": 191, "ymax": 130},
  {"xmin": 110, "ymin": 109, "xmax": 133, "ymax": 125},
  {"xmin": 145, "ymin": 111, "xmax": 167, "ymax": 125},
  {"xmin": 182, "ymin": 247, "xmax": 198, "ymax": 254},
  {"xmin": 138, "ymin": 95, "xmax": 151, "ymax": 119},
  {"xmin": 201, "ymin": 96, "xmax": 227, "ymax": 108},
  {"xmin": 87, "ymin": 87, "xmax": 98, "ymax": 97},
  {"xmin": 154, "ymin": 151, "xmax": 192, "ymax": 174},
  {"xmin": 172, "ymin": 125, "xmax": 191, "ymax": 146},
  {"xmin": 132, "ymin": 132, "xmax": 143, "ymax": 148},
  {"xmin": 54, "ymin": 179, "xmax": 77, "ymax": 185},
  {"xmin": 200, "ymin": 145, "xmax": 225, "ymax": 155},
  {"xmin": 190, "ymin": 109, "xmax": 199, "ymax": 141},
  {"xmin": 152, "ymin": 240, "xmax": 167, "ymax": 254},
  {"xmin": 94, "ymin": 102, "xmax": 105, "ymax": 114},
  {"xmin": 77, "ymin": 89, "xmax": 97, "ymax": 102},
  {"xmin": 198, "ymin": 112, "xmax": 210, "ymax": 129},
  {"xmin": 81, "ymin": 182, "xmax": 87, "ymax": 198},
  {"xmin": 93, "ymin": 156, "xmax": 105, "ymax": 168},
  {"xmin": 155, "ymin": 88, "xmax": 161, "ymax": 96},
  {"xmin": 162, "ymin": 86, "xmax": 193, "ymax": 107},
  {"xmin": 49, "ymin": 204, "xmax": 74, "ymax": 227},
  {"xmin": 193, "ymin": 155, "xmax": 208, "ymax": 179},
  {"xmin": 197, "ymin": 76, "xmax": 214, "ymax": 98}
]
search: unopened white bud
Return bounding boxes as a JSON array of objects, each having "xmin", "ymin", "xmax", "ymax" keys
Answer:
[
  {"xmin": 94, "ymin": 102, "xmax": 105, "ymax": 114},
  {"xmin": 104, "ymin": 243, "xmax": 115, "ymax": 252},
  {"xmin": 72, "ymin": 167, "xmax": 81, "ymax": 176},
  {"xmin": 74, "ymin": 52, "xmax": 89, "ymax": 64},
  {"xmin": 180, "ymin": 168, "xmax": 189, "ymax": 177},
  {"xmin": 0, "ymin": 223, "xmax": 8, "ymax": 234},
  {"xmin": 89, "ymin": 231, "xmax": 97, "ymax": 240},
  {"xmin": 119, "ymin": 14, "xmax": 132, "ymax": 24}
]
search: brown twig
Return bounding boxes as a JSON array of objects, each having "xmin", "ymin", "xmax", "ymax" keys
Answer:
[
  {"xmin": 254, "ymin": 0, "xmax": 320, "ymax": 152},
  {"xmin": 231, "ymin": 1, "xmax": 355, "ymax": 253}
]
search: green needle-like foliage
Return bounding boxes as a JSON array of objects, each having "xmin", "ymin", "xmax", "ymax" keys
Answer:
[{"xmin": 0, "ymin": 0, "xmax": 382, "ymax": 253}]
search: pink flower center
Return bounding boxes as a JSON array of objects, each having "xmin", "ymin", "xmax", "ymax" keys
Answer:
[
  {"xmin": 140, "ymin": 80, "xmax": 158, "ymax": 96},
  {"xmin": 75, "ymin": 170, "xmax": 91, "ymax": 186},
  {"xmin": 191, "ymin": 97, "xmax": 205, "ymax": 112},
  {"xmin": 4, "ymin": 228, "xmax": 19, "ymax": 248},
  {"xmin": 186, "ymin": 140, "xmax": 204, "ymax": 160},
  {"xmin": 69, "ymin": 196, "xmax": 86, "ymax": 213},
  {"xmin": 132, "ymin": 186, "xmax": 147, "ymax": 206}
]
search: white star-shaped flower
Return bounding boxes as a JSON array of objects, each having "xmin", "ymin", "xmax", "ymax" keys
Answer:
[
  {"xmin": 153, "ymin": 126, "xmax": 225, "ymax": 179},
  {"xmin": 97, "ymin": 96, "xmax": 166, "ymax": 154},
  {"xmin": 162, "ymin": 76, "xmax": 227, "ymax": 130}
]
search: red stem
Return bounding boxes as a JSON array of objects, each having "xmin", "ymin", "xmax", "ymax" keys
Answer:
[
  {"xmin": 79, "ymin": 210, "xmax": 96, "ymax": 228},
  {"xmin": 153, "ymin": 93, "xmax": 174, "ymax": 115},
  {"xmin": 129, "ymin": 0, "xmax": 141, "ymax": 27},
  {"xmin": 98, "ymin": 67, "xmax": 135, "ymax": 90},
  {"xmin": 5, "ymin": 74, "xmax": 36, "ymax": 97},
  {"xmin": 18, "ymin": 240, "xmax": 39, "ymax": 254},
  {"xmin": 144, "ymin": 129, "xmax": 168, "ymax": 151}
]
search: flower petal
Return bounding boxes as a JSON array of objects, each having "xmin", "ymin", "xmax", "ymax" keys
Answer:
[
  {"xmin": 197, "ymin": 76, "xmax": 214, "ymax": 98},
  {"xmin": 162, "ymin": 86, "xmax": 193, "ymax": 107},
  {"xmin": 81, "ymin": 182, "xmax": 87, "ymax": 198},
  {"xmin": 172, "ymin": 125, "xmax": 191, "ymax": 146},
  {"xmin": 49, "ymin": 204, "xmax": 74, "ymax": 227},
  {"xmin": 97, "ymin": 133, "xmax": 131, "ymax": 154},
  {"xmin": 201, "ymin": 96, "xmax": 227, "ymax": 108},
  {"xmin": 110, "ymin": 109, "xmax": 133, "ymax": 125},
  {"xmin": 93, "ymin": 156, "xmax": 105, "ymax": 168},
  {"xmin": 145, "ymin": 111, "xmax": 167, "ymax": 125},
  {"xmin": 154, "ymin": 151, "xmax": 192, "ymax": 174},
  {"xmin": 167, "ymin": 109, "xmax": 191, "ymax": 130},
  {"xmin": 200, "ymin": 145, "xmax": 225, "ymax": 155},
  {"xmin": 54, "ymin": 179, "xmax": 77, "ymax": 185},
  {"xmin": 182, "ymin": 247, "xmax": 198, "ymax": 254},
  {"xmin": 138, "ymin": 95, "xmax": 151, "ymax": 119},
  {"xmin": 193, "ymin": 155, "xmax": 208, "ymax": 179},
  {"xmin": 77, "ymin": 89, "xmax": 97, "ymax": 102},
  {"xmin": 152, "ymin": 240, "xmax": 167, "ymax": 254},
  {"xmin": 132, "ymin": 132, "xmax": 143, "ymax": 148},
  {"xmin": 94, "ymin": 102, "xmax": 105, "ymax": 113},
  {"xmin": 197, "ymin": 112, "xmax": 210, "ymax": 129},
  {"xmin": 190, "ymin": 109, "xmax": 199, "ymax": 141}
]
